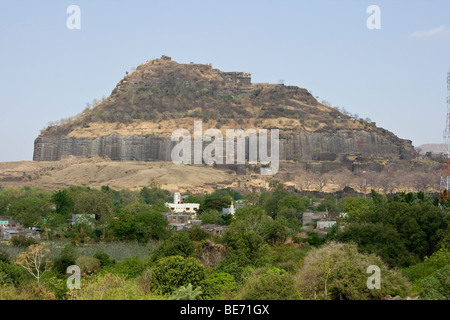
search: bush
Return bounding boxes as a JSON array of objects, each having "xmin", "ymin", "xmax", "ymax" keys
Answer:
[
  {"xmin": 203, "ymin": 272, "xmax": 237, "ymax": 299},
  {"xmin": 169, "ymin": 284, "xmax": 203, "ymax": 300},
  {"xmin": 137, "ymin": 269, "xmax": 153, "ymax": 294},
  {"xmin": 152, "ymin": 232, "xmax": 195, "ymax": 261},
  {"xmin": 68, "ymin": 273, "xmax": 152, "ymax": 300},
  {"xmin": 419, "ymin": 265, "xmax": 450, "ymax": 300},
  {"xmin": 0, "ymin": 261, "xmax": 30, "ymax": 286},
  {"xmin": 53, "ymin": 245, "xmax": 77, "ymax": 275},
  {"xmin": 186, "ymin": 226, "xmax": 210, "ymax": 242},
  {"xmin": 0, "ymin": 250, "xmax": 10, "ymax": 263},
  {"xmin": 240, "ymin": 268, "xmax": 300, "ymax": 300},
  {"xmin": 111, "ymin": 256, "xmax": 148, "ymax": 279},
  {"xmin": 223, "ymin": 229, "xmax": 271, "ymax": 268},
  {"xmin": 11, "ymin": 237, "xmax": 37, "ymax": 247},
  {"xmin": 402, "ymin": 247, "xmax": 450, "ymax": 282},
  {"xmin": 260, "ymin": 220, "xmax": 289, "ymax": 245},
  {"xmin": 304, "ymin": 230, "xmax": 325, "ymax": 247},
  {"xmin": 269, "ymin": 244, "xmax": 310, "ymax": 271},
  {"xmin": 0, "ymin": 271, "xmax": 12, "ymax": 286},
  {"xmin": 150, "ymin": 256, "xmax": 206, "ymax": 295},
  {"xmin": 335, "ymin": 222, "xmax": 414, "ymax": 268},
  {"xmin": 199, "ymin": 210, "xmax": 224, "ymax": 225},
  {"xmin": 214, "ymin": 261, "xmax": 252, "ymax": 284},
  {"xmin": 93, "ymin": 252, "xmax": 115, "ymax": 267},
  {"xmin": 75, "ymin": 256, "xmax": 101, "ymax": 277},
  {"xmin": 295, "ymin": 242, "xmax": 412, "ymax": 300}
]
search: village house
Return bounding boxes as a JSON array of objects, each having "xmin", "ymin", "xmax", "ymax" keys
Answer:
[
  {"xmin": 0, "ymin": 216, "xmax": 40, "ymax": 241},
  {"xmin": 164, "ymin": 192, "xmax": 200, "ymax": 216}
]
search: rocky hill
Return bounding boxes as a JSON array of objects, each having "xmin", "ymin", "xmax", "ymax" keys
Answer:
[{"xmin": 34, "ymin": 56, "xmax": 416, "ymax": 164}]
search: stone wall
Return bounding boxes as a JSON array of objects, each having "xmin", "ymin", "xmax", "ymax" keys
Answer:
[{"xmin": 33, "ymin": 131, "xmax": 415, "ymax": 162}]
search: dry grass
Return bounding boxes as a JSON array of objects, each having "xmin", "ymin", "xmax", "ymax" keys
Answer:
[{"xmin": 0, "ymin": 159, "xmax": 234, "ymax": 192}]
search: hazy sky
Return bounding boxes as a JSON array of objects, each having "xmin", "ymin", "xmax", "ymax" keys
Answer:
[{"xmin": 1, "ymin": 0, "xmax": 450, "ymax": 161}]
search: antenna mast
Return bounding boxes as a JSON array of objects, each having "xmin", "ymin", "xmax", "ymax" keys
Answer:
[{"xmin": 439, "ymin": 71, "xmax": 450, "ymax": 201}]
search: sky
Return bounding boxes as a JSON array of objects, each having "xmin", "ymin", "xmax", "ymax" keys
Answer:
[{"xmin": 1, "ymin": 0, "xmax": 450, "ymax": 161}]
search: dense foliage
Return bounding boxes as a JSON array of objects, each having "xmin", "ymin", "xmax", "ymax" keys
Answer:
[{"xmin": 0, "ymin": 184, "xmax": 448, "ymax": 300}]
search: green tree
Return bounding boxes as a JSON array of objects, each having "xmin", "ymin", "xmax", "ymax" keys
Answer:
[
  {"xmin": 3, "ymin": 187, "xmax": 53, "ymax": 227},
  {"xmin": 232, "ymin": 206, "xmax": 271, "ymax": 234},
  {"xmin": 295, "ymin": 242, "xmax": 411, "ymax": 300},
  {"xmin": 419, "ymin": 265, "xmax": 450, "ymax": 300},
  {"xmin": 109, "ymin": 202, "xmax": 168, "ymax": 241},
  {"xmin": 342, "ymin": 197, "xmax": 373, "ymax": 223},
  {"xmin": 278, "ymin": 195, "xmax": 308, "ymax": 213},
  {"xmin": 335, "ymin": 222, "xmax": 414, "ymax": 268},
  {"xmin": 260, "ymin": 219, "xmax": 289, "ymax": 245},
  {"xmin": 317, "ymin": 195, "xmax": 340, "ymax": 213},
  {"xmin": 200, "ymin": 196, "xmax": 231, "ymax": 214},
  {"xmin": 140, "ymin": 186, "xmax": 171, "ymax": 205},
  {"xmin": 51, "ymin": 189, "xmax": 74, "ymax": 216},
  {"xmin": 199, "ymin": 209, "xmax": 224, "ymax": 225},
  {"xmin": 150, "ymin": 256, "xmax": 206, "ymax": 295},
  {"xmin": 186, "ymin": 225, "xmax": 210, "ymax": 241},
  {"xmin": 152, "ymin": 232, "xmax": 195, "ymax": 261},
  {"xmin": 202, "ymin": 272, "xmax": 237, "ymax": 299},
  {"xmin": 223, "ymin": 229, "xmax": 270, "ymax": 267},
  {"xmin": 72, "ymin": 190, "xmax": 114, "ymax": 222},
  {"xmin": 402, "ymin": 247, "xmax": 450, "ymax": 283}
]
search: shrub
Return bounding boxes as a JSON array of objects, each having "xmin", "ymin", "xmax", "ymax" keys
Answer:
[
  {"xmin": 295, "ymin": 242, "xmax": 412, "ymax": 300},
  {"xmin": 186, "ymin": 226, "xmax": 210, "ymax": 242},
  {"xmin": 137, "ymin": 269, "xmax": 153, "ymax": 294},
  {"xmin": 150, "ymin": 256, "xmax": 206, "ymax": 295},
  {"xmin": 203, "ymin": 272, "xmax": 237, "ymax": 299},
  {"xmin": 152, "ymin": 232, "xmax": 195, "ymax": 261},
  {"xmin": 93, "ymin": 252, "xmax": 115, "ymax": 267},
  {"xmin": 214, "ymin": 261, "xmax": 252, "ymax": 284},
  {"xmin": 335, "ymin": 222, "xmax": 414, "ymax": 268},
  {"xmin": 11, "ymin": 237, "xmax": 37, "ymax": 248},
  {"xmin": 112, "ymin": 256, "xmax": 148, "ymax": 279},
  {"xmin": 223, "ymin": 229, "xmax": 271, "ymax": 268},
  {"xmin": 169, "ymin": 283, "xmax": 203, "ymax": 300},
  {"xmin": 402, "ymin": 247, "xmax": 450, "ymax": 282},
  {"xmin": 240, "ymin": 268, "xmax": 300, "ymax": 300},
  {"xmin": 0, "ymin": 261, "xmax": 30, "ymax": 286},
  {"xmin": 53, "ymin": 245, "xmax": 77, "ymax": 275},
  {"xmin": 75, "ymin": 256, "xmax": 101, "ymax": 276},
  {"xmin": 419, "ymin": 265, "xmax": 450, "ymax": 300},
  {"xmin": 0, "ymin": 250, "xmax": 10, "ymax": 263},
  {"xmin": 0, "ymin": 271, "xmax": 12, "ymax": 286},
  {"xmin": 68, "ymin": 273, "xmax": 151, "ymax": 300}
]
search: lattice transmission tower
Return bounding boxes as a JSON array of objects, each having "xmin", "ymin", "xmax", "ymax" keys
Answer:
[{"xmin": 439, "ymin": 71, "xmax": 450, "ymax": 202}]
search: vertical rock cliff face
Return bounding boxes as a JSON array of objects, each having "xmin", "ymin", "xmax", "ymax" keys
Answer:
[
  {"xmin": 33, "ymin": 132, "xmax": 414, "ymax": 162},
  {"xmin": 33, "ymin": 56, "xmax": 416, "ymax": 162}
]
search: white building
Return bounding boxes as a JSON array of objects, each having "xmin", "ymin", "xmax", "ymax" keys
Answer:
[
  {"xmin": 222, "ymin": 201, "xmax": 235, "ymax": 215},
  {"xmin": 165, "ymin": 192, "xmax": 200, "ymax": 215},
  {"xmin": 316, "ymin": 221, "xmax": 336, "ymax": 231}
]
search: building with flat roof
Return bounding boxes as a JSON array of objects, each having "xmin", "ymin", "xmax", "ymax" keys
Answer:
[{"xmin": 165, "ymin": 192, "xmax": 200, "ymax": 215}]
